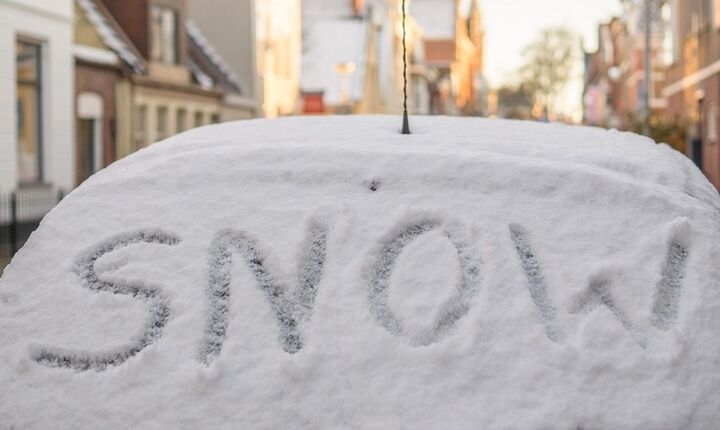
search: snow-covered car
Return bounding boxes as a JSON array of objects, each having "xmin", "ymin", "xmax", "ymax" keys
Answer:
[{"xmin": 1, "ymin": 116, "xmax": 719, "ymax": 428}]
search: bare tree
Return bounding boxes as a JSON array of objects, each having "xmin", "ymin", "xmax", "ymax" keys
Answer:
[{"xmin": 519, "ymin": 27, "xmax": 578, "ymax": 118}]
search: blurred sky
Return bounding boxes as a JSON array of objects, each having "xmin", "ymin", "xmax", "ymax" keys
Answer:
[{"xmin": 483, "ymin": 0, "xmax": 623, "ymax": 118}]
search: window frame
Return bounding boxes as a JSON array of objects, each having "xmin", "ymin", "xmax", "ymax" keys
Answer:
[
  {"xmin": 176, "ymin": 108, "xmax": 187, "ymax": 133},
  {"xmin": 135, "ymin": 105, "xmax": 148, "ymax": 150},
  {"xmin": 157, "ymin": 105, "xmax": 169, "ymax": 140},
  {"xmin": 150, "ymin": 4, "xmax": 180, "ymax": 65},
  {"xmin": 15, "ymin": 37, "xmax": 44, "ymax": 186}
]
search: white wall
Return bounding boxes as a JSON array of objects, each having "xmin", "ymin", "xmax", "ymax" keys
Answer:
[
  {"xmin": 187, "ymin": 0, "xmax": 259, "ymax": 100},
  {"xmin": 0, "ymin": 0, "xmax": 74, "ymax": 193}
]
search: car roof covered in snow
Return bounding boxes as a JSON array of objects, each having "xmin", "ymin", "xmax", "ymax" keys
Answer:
[{"xmin": 1, "ymin": 116, "xmax": 719, "ymax": 428}]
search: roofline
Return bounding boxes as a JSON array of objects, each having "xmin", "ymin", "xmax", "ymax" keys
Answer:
[{"xmin": 75, "ymin": 0, "xmax": 147, "ymax": 74}]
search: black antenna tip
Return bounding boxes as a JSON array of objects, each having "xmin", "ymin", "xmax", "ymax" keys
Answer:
[{"xmin": 402, "ymin": 111, "xmax": 410, "ymax": 134}]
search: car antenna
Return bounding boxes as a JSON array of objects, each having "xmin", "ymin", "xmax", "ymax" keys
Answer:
[{"xmin": 401, "ymin": 0, "xmax": 410, "ymax": 134}]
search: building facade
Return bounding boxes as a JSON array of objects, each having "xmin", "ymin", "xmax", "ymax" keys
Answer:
[
  {"xmin": 99, "ymin": 0, "xmax": 250, "ymax": 158},
  {"xmin": 664, "ymin": 0, "xmax": 720, "ymax": 187},
  {"xmin": 412, "ymin": 0, "xmax": 486, "ymax": 115},
  {"xmin": 102, "ymin": 0, "xmax": 219, "ymax": 157},
  {"xmin": 0, "ymin": 0, "xmax": 75, "ymax": 193},
  {"xmin": 187, "ymin": 0, "xmax": 261, "ymax": 119},
  {"xmin": 188, "ymin": 0, "xmax": 298, "ymax": 118},
  {"xmin": 583, "ymin": 18, "xmax": 628, "ymax": 128},
  {"xmin": 300, "ymin": 0, "xmax": 380, "ymax": 114},
  {"xmin": 583, "ymin": 0, "xmax": 672, "ymax": 131},
  {"xmin": 256, "ymin": 0, "xmax": 302, "ymax": 117},
  {"xmin": 74, "ymin": 0, "xmax": 144, "ymax": 184},
  {"xmin": 300, "ymin": 0, "xmax": 485, "ymax": 116}
]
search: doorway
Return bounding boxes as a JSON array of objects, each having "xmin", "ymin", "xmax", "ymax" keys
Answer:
[{"xmin": 76, "ymin": 92, "xmax": 104, "ymax": 184}]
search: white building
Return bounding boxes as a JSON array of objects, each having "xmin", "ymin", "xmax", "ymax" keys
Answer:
[
  {"xmin": 301, "ymin": 0, "xmax": 412, "ymax": 114},
  {"xmin": 0, "ymin": 0, "xmax": 75, "ymax": 193}
]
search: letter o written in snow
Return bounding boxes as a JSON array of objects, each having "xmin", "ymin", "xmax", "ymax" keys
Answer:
[{"xmin": 367, "ymin": 219, "xmax": 482, "ymax": 346}]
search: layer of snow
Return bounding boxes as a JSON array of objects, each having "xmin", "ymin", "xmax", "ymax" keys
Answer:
[
  {"xmin": 188, "ymin": 58, "xmax": 214, "ymax": 91},
  {"xmin": 1, "ymin": 116, "xmax": 720, "ymax": 428},
  {"xmin": 72, "ymin": 44, "xmax": 120, "ymax": 66}
]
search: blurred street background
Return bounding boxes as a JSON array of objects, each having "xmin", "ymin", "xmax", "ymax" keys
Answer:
[{"xmin": 0, "ymin": 0, "xmax": 717, "ymax": 269}]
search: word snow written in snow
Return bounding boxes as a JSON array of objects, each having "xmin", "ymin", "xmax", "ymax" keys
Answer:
[{"xmin": 31, "ymin": 215, "xmax": 691, "ymax": 372}]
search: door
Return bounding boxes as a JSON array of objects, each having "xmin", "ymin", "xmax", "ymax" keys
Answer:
[{"xmin": 77, "ymin": 119, "xmax": 95, "ymax": 184}]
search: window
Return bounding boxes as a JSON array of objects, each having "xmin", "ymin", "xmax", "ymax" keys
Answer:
[
  {"xmin": 661, "ymin": 1, "xmax": 675, "ymax": 65},
  {"xmin": 135, "ymin": 105, "xmax": 147, "ymax": 149},
  {"xmin": 194, "ymin": 111, "xmax": 204, "ymax": 127},
  {"xmin": 176, "ymin": 108, "xmax": 187, "ymax": 132},
  {"xmin": 157, "ymin": 106, "xmax": 168, "ymax": 140},
  {"xmin": 150, "ymin": 5, "xmax": 179, "ymax": 64},
  {"xmin": 709, "ymin": 104, "xmax": 718, "ymax": 144},
  {"xmin": 16, "ymin": 40, "xmax": 43, "ymax": 184},
  {"xmin": 211, "ymin": 113, "xmax": 220, "ymax": 124},
  {"xmin": 601, "ymin": 26, "xmax": 613, "ymax": 64}
]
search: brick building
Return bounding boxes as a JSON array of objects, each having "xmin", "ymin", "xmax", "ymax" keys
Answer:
[
  {"xmin": 583, "ymin": 0, "xmax": 673, "ymax": 131},
  {"xmin": 74, "ymin": 0, "xmax": 145, "ymax": 184},
  {"xmin": 663, "ymin": 0, "xmax": 720, "ymax": 188},
  {"xmin": 72, "ymin": 0, "xmax": 253, "ymax": 175}
]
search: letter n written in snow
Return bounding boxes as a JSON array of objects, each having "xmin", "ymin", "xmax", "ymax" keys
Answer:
[{"xmin": 200, "ymin": 218, "xmax": 330, "ymax": 365}]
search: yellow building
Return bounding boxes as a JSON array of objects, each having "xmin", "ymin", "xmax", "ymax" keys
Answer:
[
  {"xmin": 188, "ymin": 0, "xmax": 301, "ymax": 119},
  {"xmin": 453, "ymin": 0, "xmax": 485, "ymax": 112},
  {"xmin": 256, "ymin": 0, "xmax": 302, "ymax": 117}
]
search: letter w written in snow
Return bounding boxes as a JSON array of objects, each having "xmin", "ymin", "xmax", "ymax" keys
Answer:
[
  {"xmin": 509, "ymin": 223, "xmax": 690, "ymax": 347},
  {"xmin": 200, "ymin": 218, "xmax": 330, "ymax": 365}
]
